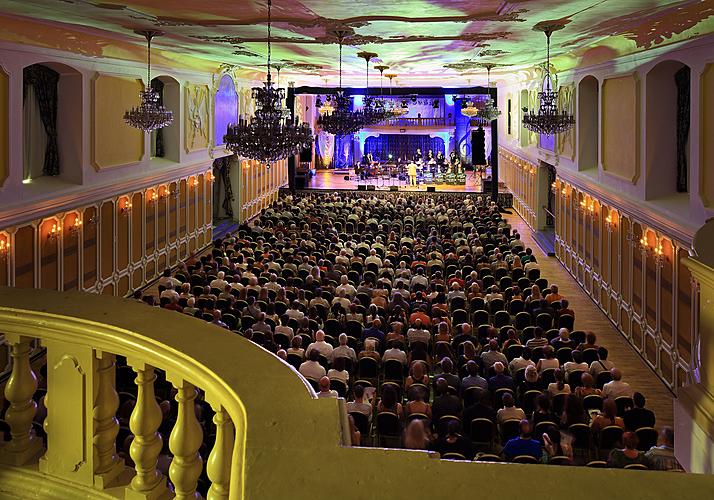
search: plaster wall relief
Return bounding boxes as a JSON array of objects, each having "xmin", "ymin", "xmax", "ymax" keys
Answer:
[
  {"xmin": 185, "ymin": 83, "xmax": 211, "ymax": 153},
  {"xmin": 557, "ymin": 83, "xmax": 576, "ymax": 160}
]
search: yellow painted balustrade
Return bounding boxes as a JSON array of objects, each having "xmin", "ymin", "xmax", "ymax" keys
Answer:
[{"xmin": 0, "ymin": 288, "xmax": 713, "ymax": 499}]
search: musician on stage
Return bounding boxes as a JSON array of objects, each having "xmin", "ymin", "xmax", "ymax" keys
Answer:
[
  {"xmin": 407, "ymin": 161, "xmax": 418, "ymax": 186},
  {"xmin": 414, "ymin": 148, "xmax": 423, "ymax": 163},
  {"xmin": 436, "ymin": 151, "xmax": 445, "ymax": 166}
]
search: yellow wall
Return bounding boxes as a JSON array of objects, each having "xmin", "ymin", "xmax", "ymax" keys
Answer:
[
  {"xmin": 92, "ymin": 74, "xmax": 145, "ymax": 170},
  {"xmin": 700, "ymin": 63, "xmax": 714, "ymax": 207},
  {"xmin": 499, "ymin": 149, "xmax": 538, "ymax": 229},
  {"xmin": 239, "ymin": 158, "xmax": 288, "ymax": 222},
  {"xmin": 601, "ymin": 75, "xmax": 639, "ymax": 182},
  {"xmin": 0, "ymin": 66, "xmax": 7, "ymax": 187}
]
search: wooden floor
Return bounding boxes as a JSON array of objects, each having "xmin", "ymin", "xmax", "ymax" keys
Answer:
[
  {"xmin": 507, "ymin": 212, "xmax": 674, "ymax": 428},
  {"xmin": 305, "ymin": 169, "xmax": 495, "ymax": 193}
]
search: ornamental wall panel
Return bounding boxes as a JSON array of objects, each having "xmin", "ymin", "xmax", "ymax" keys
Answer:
[
  {"xmin": 0, "ymin": 65, "xmax": 8, "ymax": 188},
  {"xmin": 601, "ymin": 74, "xmax": 639, "ymax": 183}
]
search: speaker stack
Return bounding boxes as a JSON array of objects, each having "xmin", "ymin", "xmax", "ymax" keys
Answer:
[
  {"xmin": 426, "ymin": 186, "xmax": 436, "ymax": 193},
  {"xmin": 357, "ymin": 184, "xmax": 366, "ymax": 191}
]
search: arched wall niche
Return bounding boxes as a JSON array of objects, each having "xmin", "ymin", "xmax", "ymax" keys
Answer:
[
  {"xmin": 214, "ymin": 74, "xmax": 238, "ymax": 147},
  {"xmin": 577, "ymin": 75, "xmax": 599, "ymax": 171},
  {"xmin": 150, "ymin": 75, "xmax": 180, "ymax": 163}
]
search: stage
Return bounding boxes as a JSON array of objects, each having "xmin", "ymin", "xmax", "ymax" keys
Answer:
[{"xmin": 304, "ymin": 168, "xmax": 503, "ymax": 194}]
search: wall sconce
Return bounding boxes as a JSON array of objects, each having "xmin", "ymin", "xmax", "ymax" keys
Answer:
[
  {"xmin": 87, "ymin": 215, "xmax": 98, "ymax": 227},
  {"xmin": 148, "ymin": 190, "xmax": 159, "ymax": 204},
  {"xmin": 206, "ymin": 172, "xmax": 214, "ymax": 182},
  {"xmin": 190, "ymin": 178, "xmax": 199, "ymax": 190},
  {"xmin": 121, "ymin": 201, "xmax": 133, "ymax": 216},
  {"xmin": 159, "ymin": 187, "xmax": 170, "ymax": 200},
  {"xmin": 625, "ymin": 230, "xmax": 641, "ymax": 250},
  {"xmin": 605, "ymin": 213, "xmax": 615, "ymax": 233},
  {"xmin": 47, "ymin": 223, "xmax": 61, "ymax": 242},
  {"xmin": 653, "ymin": 242, "xmax": 667, "ymax": 268},
  {"xmin": 588, "ymin": 202, "xmax": 596, "ymax": 219},
  {"xmin": 0, "ymin": 238, "xmax": 9, "ymax": 259},
  {"xmin": 561, "ymin": 187, "xmax": 567, "ymax": 196},
  {"xmin": 68, "ymin": 218, "xmax": 82, "ymax": 237},
  {"xmin": 577, "ymin": 199, "xmax": 587, "ymax": 215}
]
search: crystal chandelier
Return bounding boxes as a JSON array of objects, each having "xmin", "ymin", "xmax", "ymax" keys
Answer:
[
  {"xmin": 522, "ymin": 25, "xmax": 575, "ymax": 135},
  {"xmin": 124, "ymin": 30, "xmax": 174, "ymax": 132},
  {"xmin": 358, "ymin": 51, "xmax": 390, "ymax": 125},
  {"xmin": 477, "ymin": 63, "xmax": 502, "ymax": 122},
  {"xmin": 224, "ymin": 0, "xmax": 313, "ymax": 166},
  {"xmin": 461, "ymin": 100, "xmax": 480, "ymax": 118},
  {"xmin": 318, "ymin": 31, "xmax": 370, "ymax": 136}
]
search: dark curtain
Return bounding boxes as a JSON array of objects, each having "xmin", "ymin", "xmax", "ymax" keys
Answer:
[
  {"xmin": 215, "ymin": 157, "xmax": 234, "ymax": 217},
  {"xmin": 472, "ymin": 126, "xmax": 486, "ymax": 165},
  {"xmin": 23, "ymin": 65, "xmax": 60, "ymax": 176},
  {"xmin": 674, "ymin": 66, "xmax": 690, "ymax": 193},
  {"xmin": 364, "ymin": 135, "xmax": 445, "ymax": 162},
  {"xmin": 151, "ymin": 79, "xmax": 166, "ymax": 158}
]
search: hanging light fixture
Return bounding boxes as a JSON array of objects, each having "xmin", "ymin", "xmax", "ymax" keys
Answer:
[
  {"xmin": 374, "ymin": 64, "xmax": 390, "ymax": 111},
  {"xmin": 224, "ymin": 0, "xmax": 313, "ymax": 167},
  {"xmin": 357, "ymin": 51, "xmax": 389, "ymax": 125},
  {"xmin": 477, "ymin": 63, "xmax": 502, "ymax": 122},
  {"xmin": 318, "ymin": 30, "xmax": 369, "ymax": 136},
  {"xmin": 124, "ymin": 30, "xmax": 174, "ymax": 131},
  {"xmin": 316, "ymin": 76, "xmax": 335, "ymax": 115},
  {"xmin": 385, "ymin": 73, "xmax": 408, "ymax": 117},
  {"xmin": 522, "ymin": 24, "xmax": 575, "ymax": 135},
  {"xmin": 460, "ymin": 75, "xmax": 480, "ymax": 118}
]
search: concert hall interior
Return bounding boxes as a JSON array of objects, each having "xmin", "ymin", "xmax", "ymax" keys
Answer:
[{"xmin": 2, "ymin": 1, "xmax": 714, "ymax": 499}]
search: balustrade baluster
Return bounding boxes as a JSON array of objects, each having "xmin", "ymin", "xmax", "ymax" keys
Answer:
[
  {"xmin": 0, "ymin": 335, "xmax": 42, "ymax": 466},
  {"xmin": 168, "ymin": 380, "xmax": 203, "ymax": 499},
  {"xmin": 206, "ymin": 406, "xmax": 234, "ymax": 500},
  {"xmin": 126, "ymin": 363, "xmax": 167, "ymax": 499},
  {"xmin": 93, "ymin": 351, "xmax": 123, "ymax": 487}
]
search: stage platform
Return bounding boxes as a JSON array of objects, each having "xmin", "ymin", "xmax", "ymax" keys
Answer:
[
  {"xmin": 300, "ymin": 169, "xmax": 513, "ymax": 207},
  {"xmin": 304, "ymin": 169, "xmax": 504, "ymax": 193}
]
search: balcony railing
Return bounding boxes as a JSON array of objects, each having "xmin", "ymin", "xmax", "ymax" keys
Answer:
[
  {"xmin": 372, "ymin": 117, "xmax": 454, "ymax": 127},
  {"xmin": 0, "ymin": 288, "xmax": 710, "ymax": 499}
]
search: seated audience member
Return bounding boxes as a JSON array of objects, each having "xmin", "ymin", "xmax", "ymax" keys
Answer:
[
  {"xmin": 509, "ymin": 347, "xmax": 535, "ymax": 377},
  {"xmin": 299, "ymin": 349, "xmax": 326, "ymax": 381},
  {"xmin": 590, "ymin": 398, "xmax": 625, "ymax": 433},
  {"xmin": 362, "ymin": 319, "xmax": 385, "ymax": 347},
  {"xmin": 589, "ymin": 347, "xmax": 615, "ymax": 377},
  {"xmin": 406, "ymin": 361, "xmax": 430, "ymax": 391},
  {"xmin": 519, "ymin": 365, "xmax": 544, "ymax": 398},
  {"xmin": 536, "ymin": 346, "xmax": 559, "ymax": 374},
  {"xmin": 287, "ymin": 336, "xmax": 305, "ymax": 360},
  {"xmin": 348, "ymin": 415, "xmax": 361, "ymax": 446},
  {"xmin": 359, "ymin": 338, "xmax": 382, "ymax": 363},
  {"xmin": 574, "ymin": 373, "xmax": 601, "ymax": 399},
  {"xmin": 543, "ymin": 427, "xmax": 572, "ymax": 463},
  {"xmin": 489, "ymin": 362, "xmax": 515, "ymax": 393},
  {"xmin": 160, "ymin": 282, "xmax": 180, "ymax": 302},
  {"xmin": 332, "ymin": 333, "xmax": 357, "ymax": 364},
  {"xmin": 433, "ymin": 358, "xmax": 460, "ymax": 392},
  {"xmin": 164, "ymin": 295, "xmax": 183, "ymax": 313},
  {"xmin": 346, "ymin": 384, "xmax": 374, "ymax": 423},
  {"xmin": 532, "ymin": 394, "xmax": 558, "ymax": 426},
  {"xmin": 545, "ymin": 284, "xmax": 563, "ymax": 304},
  {"xmin": 502, "ymin": 420, "xmax": 543, "ymax": 461},
  {"xmin": 404, "ymin": 419, "xmax": 432, "ymax": 451},
  {"xmin": 563, "ymin": 350, "xmax": 589, "ymax": 381},
  {"xmin": 497, "ymin": 393, "xmax": 526, "ymax": 425},
  {"xmin": 525, "ymin": 327, "xmax": 548, "ymax": 349},
  {"xmin": 252, "ymin": 312, "xmax": 272, "ymax": 335},
  {"xmin": 432, "ymin": 378, "xmax": 462, "ymax": 423},
  {"xmin": 547, "ymin": 368, "xmax": 571, "ymax": 396},
  {"xmin": 463, "ymin": 388, "xmax": 497, "ymax": 425},
  {"xmin": 407, "ymin": 318, "xmax": 430, "ymax": 345},
  {"xmin": 532, "ymin": 299, "xmax": 555, "ymax": 319},
  {"xmin": 560, "ymin": 394, "xmax": 587, "ymax": 428},
  {"xmin": 306, "ymin": 330, "xmax": 334, "ymax": 361},
  {"xmin": 481, "ymin": 339, "xmax": 508, "ymax": 369},
  {"xmin": 182, "ymin": 297, "xmax": 199, "ymax": 317},
  {"xmin": 317, "ymin": 376, "xmax": 339, "ymax": 398},
  {"xmin": 431, "ymin": 420, "xmax": 474, "ymax": 460},
  {"xmin": 607, "ymin": 431, "xmax": 648, "ymax": 468},
  {"xmin": 645, "ymin": 427, "xmax": 681, "ymax": 471},
  {"xmin": 557, "ymin": 299, "xmax": 575, "ymax": 319},
  {"xmin": 551, "ymin": 328, "xmax": 577, "ymax": 351},
  {"xmin": 461, "ymin": 360, "xmax": 488, "ymax": 391},
  {"xmin": 602, "ymin": 368, "xmax": 634, "ymax": 400},
  {"xmin": 577, "ymin": 331, "xmax": 598, "ymax": 352},
  {"xmin": 211, "ymin": 310, "xmax": 228, "ymax": 329},
  {"xmin": 623, "ymin": 392, "xmax": 656, "ymax": 431},
  {"xmin": 274, "ymin": 315, "xmax": 295, "ymax": 340},
  {"xmin": 377, "ymin": 384, "xmax": 403, "ymax": 422},
  {"xmin": 327, "ymin": 356, "xmax": 350, "ymax": 384},
  {"xmin": 383, "ymin": 340, "xmax": 408, "ymax": 365},
  {"xmin": 405, "ymin": 386, "xmax": 432, "ymax": 420}
]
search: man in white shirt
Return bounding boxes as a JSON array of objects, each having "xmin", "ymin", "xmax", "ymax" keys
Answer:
[
  {"xmin": 274, "ymin": 315, "xmax": 294, "ymax": 340},
  {"xmin": 210, "ymin": 271, "xmax": 229, "ymax": 291},
  {"xmin": 158, "ymin": 269, "xmax": 182, "ymax": 289},
  {"xmin": 364, "ymin": 249, "xmax": 383, "ymax": 269},
  {"xmin": 602, "ymin": 368, "xmax": 634, "ymax": 400},
  {"xmin": 409, "ymin": 268, "xmax": 428, "ymax": 290},
  {"xmin": 407, "ymin": 319, "xmax": 430, "ymax": 345},
  {"xmin": 299, "ymin": 350, "xmax": 326, "ymax": 380},
  {"xmin": 286, "ymin": 301, "xmax": 305, "ymax": 321},
  {"xmin": 306, "ymin": 330, "xmax": 334, "ymax": 361},
  {"xmin": 332, "ymin": 333, "xmax": 357, "ymax": 364},
  {"xmin": 160, "ymin": 282, "xmax": 180, "ymax": 302},
  {"xmin": 331, "ymin": 289, "xmax": 351, "ymax": 312},
  {"xmin": 497, "ymin": 393, "xmax": 526, "ymax": 424},
  {"xmin": 336, "ymin": 276, "xmax": 357, "ymax": 298},
  {"xmin": 383, "ymin": 341, "xmax": 408, "ymax": 365},
  {"xmin": 589, "ymin": 347, "xmax": 616, "ymax": 377},
  {"xmin": 264, "ymin": 273, "xmax": 281, "ymax": 293},
  {"xmin": 316, "ymin": 376, "xmax": 338, "ymax": 398},
  {"xmin": 508, "ymin": 348, "xmax": 536, "ymax": 377}
]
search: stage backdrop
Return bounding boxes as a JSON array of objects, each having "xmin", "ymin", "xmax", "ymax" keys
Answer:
[{"xmin": 364, "ymin": 135, "xmax": 445, "ymax": 162}]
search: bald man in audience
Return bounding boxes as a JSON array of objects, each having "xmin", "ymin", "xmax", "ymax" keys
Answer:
[
  {"xmin": 602, "ymin": 368, "xmax": 634, "ymax": 400},
  {"xmin": 316, "ymin": 376, "xmax": 338, "ymax": 398},
  {"xmin": 306, "ymin": 330, "xmax": 334, "ymax": 361}
]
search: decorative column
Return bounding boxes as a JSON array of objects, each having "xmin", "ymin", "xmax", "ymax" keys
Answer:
[
  {"xmin": 0, "ymin": 334, "xmax": 42, "ymax": 466},
  {"xmin": 93, "ymin": 351, "xmax": 123, "ymax": 488},
  {"xmin": 206, "ymin": 405, "xmax": 235, "ymax": 500},
  {"xmin": 677, "ymin": 218, "xmax": 714, "ymax": 473},
  {"xmin": 168, "ymin": 379, "xmax": 203, "ymax": 499},
  {"xmin": 125, "ymin": 362, "xmax": 167, "ymax": 500}
]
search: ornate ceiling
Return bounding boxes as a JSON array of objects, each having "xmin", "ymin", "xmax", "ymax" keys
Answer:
[{"xmin": 1, "ymin": 0, "xmax": 713, "ymax": 85}]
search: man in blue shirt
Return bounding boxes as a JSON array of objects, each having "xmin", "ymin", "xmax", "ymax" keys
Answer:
[
  {"xmin": 502, "ymin": 420, "xmax": 543, "ymax": 461},
  {"xmin": 361, "ymin": 318, "xmax": 385, "ymax": 348}
]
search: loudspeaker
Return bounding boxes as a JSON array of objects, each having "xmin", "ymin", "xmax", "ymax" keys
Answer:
[
  {"xmin": 366, "ymin": 185, "xmax": 376, "ymax": 191},
  {"xmin": 389, "ymin": 186, "xmax": 398, "ymax": 192},
  {"xmin": 344, "ymin": 175, "xmax": 350, "ymax": 181},
  {"xmin": 295, "ymin": 176, "xmax": 306, "ymax": 189},
  {"xmin": 426, "ymin": 186, "xmax": 436, "ymax": 193},
  {"xmin": 299, "ymin": 145, "xmax": 312, "ymax": 162},
  {"xmin": 357, "ymin": 184, "xmax": 366, "ymax": 191},
  {"xmin": 472, "ymin": 126, "xmax": 486, "ymax": 166}
]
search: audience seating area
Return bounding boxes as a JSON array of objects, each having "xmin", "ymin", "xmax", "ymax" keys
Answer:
[{"xmin": 134, "ymin": 191, "xmax": 679, "ymax": 471}]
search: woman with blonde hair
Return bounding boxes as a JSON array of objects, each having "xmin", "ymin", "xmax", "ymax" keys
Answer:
[{"xmin": 403, "ymin": 419, "xmax": 432, "ymax": 450}]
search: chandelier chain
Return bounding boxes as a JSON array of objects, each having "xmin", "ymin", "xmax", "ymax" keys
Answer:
[{"xmin": 267, "ymin": 0, "xmax": 272, "ymax": 81}]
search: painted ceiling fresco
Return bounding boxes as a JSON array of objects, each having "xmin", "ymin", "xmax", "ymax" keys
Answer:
[{"xmin": 1, "ymin": 0, "xmax": 713, "ymax": 85}]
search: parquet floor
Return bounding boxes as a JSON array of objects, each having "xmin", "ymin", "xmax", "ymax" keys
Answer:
[{"xmin": 507, "ymin": 212, "xmax": 674, "ymax": 428}]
